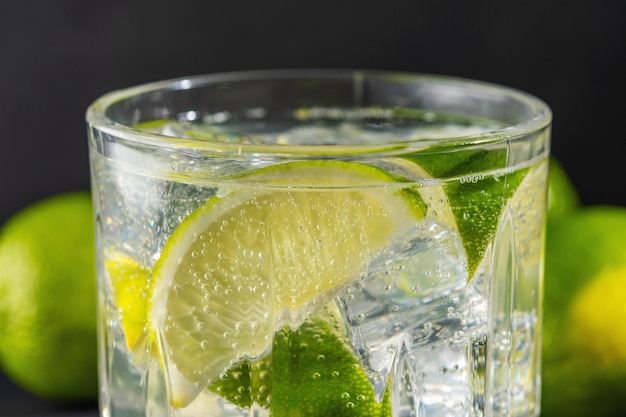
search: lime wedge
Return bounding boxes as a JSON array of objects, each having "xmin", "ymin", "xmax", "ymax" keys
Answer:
[
  {"xmin": 149, "ymin": 160, "xmax": 426, "ymax": 398},
  {"xmin": 208, "ymin": 305, "xmax": 392, "ymax": 416},
  {"xmin": 106, "ymin": 252, "xmax": 205, "ymax": 407},
  {"xmin": 404, "ymin": 147, "xmax": 528, "ymax": 277},
  {"xmin": 106, "ymin": 252, "xmax": 151, "ymax": 353},
  {"xmin": 270, "ymin": 318, "xmax": 392, "ymax": 417}
]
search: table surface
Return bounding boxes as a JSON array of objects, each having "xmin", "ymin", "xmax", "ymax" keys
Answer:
[{"xmin": 0, "ymin": 372, "xmax": 98, "ymax": 417}]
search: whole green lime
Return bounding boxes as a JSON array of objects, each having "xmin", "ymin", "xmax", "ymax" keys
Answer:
[
  {"xmin": 542, "ymin": 206, "xmax": 626, "ymax": 417},
  {"xmin": 0, "ymin": 191, "xmax": 97, "ymax": 403},
  {"xmin": 546, "ymin": 157, "xmax": 579, "ymax": 221}
]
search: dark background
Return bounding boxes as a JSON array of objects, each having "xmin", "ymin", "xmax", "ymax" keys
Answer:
[{"xmin": 1, "ymin": 0, "xmax": 624, "ymax": 415}]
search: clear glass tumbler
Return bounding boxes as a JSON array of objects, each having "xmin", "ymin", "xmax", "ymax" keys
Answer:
[{"xmin": 87, "ymin": 70, "xmax": 551, "ymax": 417}]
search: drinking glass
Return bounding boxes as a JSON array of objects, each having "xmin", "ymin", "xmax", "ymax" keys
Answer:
[{"xmin": 86, "ymin": 70, "xmax": 551, "ymax": 417}]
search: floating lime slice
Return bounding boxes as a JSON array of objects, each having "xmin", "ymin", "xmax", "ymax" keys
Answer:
[{"xmin": 148, "ymin": 160, "xmax": 426, "ymax": 407}]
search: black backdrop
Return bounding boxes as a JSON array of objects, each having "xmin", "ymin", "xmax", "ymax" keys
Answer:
[{"xmin": 0, "ymin": 0, "xmax": 625, "ymax": 413}]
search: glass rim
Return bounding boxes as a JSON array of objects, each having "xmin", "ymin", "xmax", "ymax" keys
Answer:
[{"xmin": 86, "ymin": 69, "xmax": 552, "ymax": 157}]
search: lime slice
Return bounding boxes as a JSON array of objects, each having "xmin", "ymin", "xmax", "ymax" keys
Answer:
[
  {"xmin": 270, "ymin": 317, "xmax": 392, "ymax": 417},
  {"xmin": 208, "ymin": 304, "xmax": 393, "ymax": 416},
  {"xmin": 106, "ymin": 251, "xmax": 205, "ymax": 407},
  {"xmin": 149, "ymin": 160, "xmax": 426, "ymax": 398},
  {"xmin": 403, "ymin": 147, "xmax": 529, "ymax": 277},
  {"xmin": 106, "ymin": 251, "xmax": 151, "ymax": 353}
]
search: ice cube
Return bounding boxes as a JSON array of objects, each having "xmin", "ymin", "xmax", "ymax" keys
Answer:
[{"xmin": 337, "ymin": 219, "xmax": 485, "ymax": 405}]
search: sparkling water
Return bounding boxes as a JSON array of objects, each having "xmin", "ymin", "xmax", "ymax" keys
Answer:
[{"xmin": 92, "ymin": 112, "xmax": 547, "ymax": 417}]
